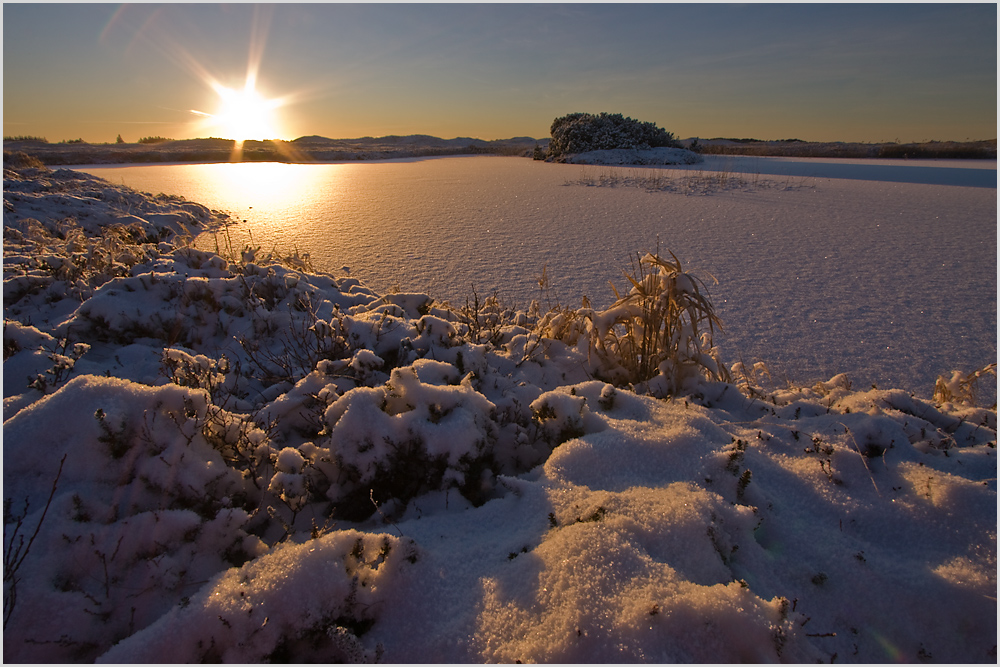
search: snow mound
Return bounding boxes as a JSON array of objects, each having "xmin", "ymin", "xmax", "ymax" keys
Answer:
[
  {"xmin": 3, "ymin": 165, "xmax": 995, "ymax": 663},
  {"xmin": 565, "ymin": 146, "xmax": 703, "ymax": 165}
]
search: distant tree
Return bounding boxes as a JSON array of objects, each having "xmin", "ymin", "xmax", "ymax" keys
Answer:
[
  {"xmin": 137, "ymin": 136, "xmax": 172, "ymax": 144},
  {"xmin": 547, "ymin": 112, "xmax": 679, "ymax": 159},
  {"xmin": 3, "ymin": 135, "xmax": 48, "ymax": 143},
  {"xmin": 116, "ymin": 134, "xmax": 125, "ymax": 144}
]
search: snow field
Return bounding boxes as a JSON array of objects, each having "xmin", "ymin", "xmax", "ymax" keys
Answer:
[
  {"xmin": 76, "ymin": 155, "xmax": 997, "ymax": 396},
  {"xmin": 2, "ymin": 163, "xmax": 996, "ymax": 662}
]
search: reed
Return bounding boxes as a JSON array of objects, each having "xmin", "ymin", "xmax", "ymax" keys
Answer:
[{"xmin": 586, "ymin": 248, "xmax": 729, "ymax": 393}]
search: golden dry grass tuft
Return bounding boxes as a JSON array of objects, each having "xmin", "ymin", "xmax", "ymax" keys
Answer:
[
  {"xmin": 585, "ymin": 249, "xmax": 729, "ymax": 393},
  {"xmin": 933, "ymin": 363, "xmax": 997, "ymax": 408}
]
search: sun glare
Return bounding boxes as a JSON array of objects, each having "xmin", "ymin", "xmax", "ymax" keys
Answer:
[
  {"xmin": 211, "ymin": 79, "xmax": 281, "ymax": 142},
  {"xmin": 191, "ymin": 71, "xmax": 284, "ymax": 145}
]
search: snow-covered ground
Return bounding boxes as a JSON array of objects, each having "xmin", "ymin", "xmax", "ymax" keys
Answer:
[
  {"xmin": 563, "ymin": 146, "xmax": 703, "ymax": 166},
  {"xmin": 74, "ymin": 155, "xmax": 997, "ymax": 399},
  {"xmin": 3, "ymin": 161, "xmax": 996, "ymax": 663}
]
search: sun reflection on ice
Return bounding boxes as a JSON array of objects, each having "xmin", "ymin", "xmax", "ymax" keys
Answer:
[
  {"xmin": 206, "ymin": 162, "xmax": 324, "ymax": 211},
  {"xmin": 188, "ymin": 162, "xmax": 350, "ymax": 257}
]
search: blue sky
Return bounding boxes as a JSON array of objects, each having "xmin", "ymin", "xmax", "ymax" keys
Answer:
[{"xmin": 3, "ymin": 3, "xmax": 996, "ymax": 143}]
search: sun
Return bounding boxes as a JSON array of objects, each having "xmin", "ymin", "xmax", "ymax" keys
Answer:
[
  {"xmin": 200, "ymin": 77, "xmax": 283, "ymax": 142},
  {"xmin": 213, "ymin": 81, "xmax": 279, "ymax": 142}
]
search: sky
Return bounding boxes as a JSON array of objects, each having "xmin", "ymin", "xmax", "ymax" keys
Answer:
[{"xmin": 3, "ymin": 3, "xmax": 997, "ymax": 144}]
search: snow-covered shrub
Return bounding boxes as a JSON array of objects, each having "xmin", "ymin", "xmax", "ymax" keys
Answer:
[
  {"xmin": 161, "ymin": 347, "xmax": 234, "ymax": 402},
  {"xmin": 348, "ymin": 347, "xmax": 385, "ymax": 383},
  {"xmin": 547, "ymin": 112, "xmax": 680, "ymax": 160},
  {"xmin": 18, "ymin": 336, "xmax": 90, "ymax": 394},
  {"xmin": 321, "ymin": 362, "xmax": 500, "ymax": 519},
  {"xmin": 268, "ymin": 446, "xmax": 312, "ymax": 517},
  {"xmin": 199, "ymin": 403, "xmax": 272, "ymax": 482},
  {"xmin": 455, "ymin": 288, "xmax": 525, "ymax": 346},
  {"xmin": 2, "ymin": 217, "xmax": 164, "ymax": 308},
  {"xmin": 3, "ymin": 320, "xmax": 49, "ymax": 360},
  {"xmin": 2, "ymin": 376, "xmax": 263, "ymax": 662},
  {"xmin": 412, "ymin": 314, "xmax": 459, "ymax": 350},
  {"xmin": 97, "ymin": 530, "xmax": 419, "ymax": 663},
  {"xmin": 380, "ymin": 292, "xmax": 432, "ymax": 319},
  {"xmin": 238, "ymin": 297, "xmax": 354, "ymax": 388},
  {"xmin": 530, "ymin": 384, "xmax": 607, "ymax": 445}
]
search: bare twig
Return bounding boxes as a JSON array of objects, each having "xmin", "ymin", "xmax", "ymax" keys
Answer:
[{"xmin": 4, "ymin": 453, "xmax": 67, "ymax": 629}]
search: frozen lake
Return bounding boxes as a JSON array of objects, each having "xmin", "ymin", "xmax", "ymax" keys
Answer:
[{"xmin": 76, "ymin": 156, "xmax": 996, "ymax": 396}]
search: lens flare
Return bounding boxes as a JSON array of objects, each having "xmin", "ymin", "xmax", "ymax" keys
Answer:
[{"xmin": 208, "ymin": 77, "xmax": 281, "ymax": 142}]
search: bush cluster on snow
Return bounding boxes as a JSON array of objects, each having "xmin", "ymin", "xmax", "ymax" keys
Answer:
[
  {"xmin": 3, "ymin": 163, "xmax": 995, "ymax": 662},
  {"xmin": 545, "ymin": 112, "xmax": 681, "ymax": 160}
]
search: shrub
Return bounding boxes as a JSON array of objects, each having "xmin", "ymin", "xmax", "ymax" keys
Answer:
[
  {"xmin": 138, "ymin": 136, "xmax": 173, "ymax": 144},
  {"xmin": 548, "ymin": 112, "xmax": 679, "ymax": 158}
]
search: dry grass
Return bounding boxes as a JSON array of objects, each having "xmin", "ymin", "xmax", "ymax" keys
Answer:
[
  {"xmin": 569, "ymin": 164, "xmax": 812, "ymax": 195},
  {"xmin": 585, "ymin": 249, "xmax": 729, "ymax": 392},
  {"xmin": 434, "ymin": 247, "xmax": 731, "ymax": 395},
  {"xmin": 212, "ymin": 220, "xmax": 316, "ymax": 274},
  {"xmin": 933, "ymin": 363, "xmax": 997, "ymax": 408},
  {"xmin": 2, "ymin": 151, "xmax": 47, "ymax": 170}
]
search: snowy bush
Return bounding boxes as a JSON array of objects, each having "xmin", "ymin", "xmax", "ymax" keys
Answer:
[
  {"xmin": 3, "ymin": 376, "xmax": 262, "ymax": 661},
  {"xmin": 529, "ymin": 383, "xmax": 611, "ymax": 445},
  {"xmin": 547, "ymin": 112, "xmax": 680, "ymax": 159},
  {"xmin": 321, "ymin": 362, "xmax": 501, "ymax": 518},
  {"xmin": 98, "ymin": 530, "xmax": 420, "ymax": 663}
]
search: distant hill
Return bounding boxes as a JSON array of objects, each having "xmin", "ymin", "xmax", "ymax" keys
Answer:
[{"xmin": 2, "ymin": 134, "xmax": 548, "ymax": 166}]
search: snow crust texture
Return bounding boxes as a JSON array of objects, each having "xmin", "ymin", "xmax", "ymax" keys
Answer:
[{"xmin": 3, "ymin": 164, "xmax": 996, "ymax": 663}]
